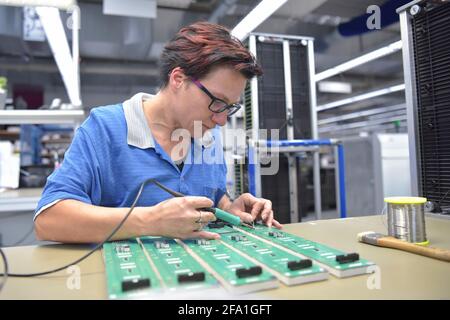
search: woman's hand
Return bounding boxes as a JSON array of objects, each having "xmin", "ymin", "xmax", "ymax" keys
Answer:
[
  {"xmin": 224, "ymin": 193, "xmax": 282, "ymax": 229},
  {"xmin": 140, "ymin": 196, "xmax": 220, "ymax": 239}
]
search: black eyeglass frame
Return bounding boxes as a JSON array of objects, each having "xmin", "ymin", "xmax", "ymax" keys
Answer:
[{"xmin": 191, "ymin": 78, "xmax": 241, "ymax": 116}]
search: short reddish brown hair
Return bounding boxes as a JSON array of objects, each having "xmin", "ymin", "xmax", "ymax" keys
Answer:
[{"xmin": 159, "ymin": 21, "xmax": 263, "ymax": 88}]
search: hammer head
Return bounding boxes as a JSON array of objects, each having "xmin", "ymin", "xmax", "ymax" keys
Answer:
[{"xmin": 357, "ymin": 231, "xmax": 386, "ymax": 245}]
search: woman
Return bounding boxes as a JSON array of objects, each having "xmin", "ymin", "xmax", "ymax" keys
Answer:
[{"xmin": 35, "ymin": 21, "xmax": 282, "ymax": 243}]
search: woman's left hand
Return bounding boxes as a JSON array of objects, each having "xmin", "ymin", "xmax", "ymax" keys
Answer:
[{"xmin": 225, "ymin": 193, "xmax": 282, "ymax": 229}]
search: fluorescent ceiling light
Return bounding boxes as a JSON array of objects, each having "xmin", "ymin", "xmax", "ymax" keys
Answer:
[
  {"xmin": 157, "ymin": 0, "xmax": 191, "ymax": 9},
  {"xmin": 231, "ymin": 0, "xmax": 288, "ymax": 41},
  {"xmin": 0, "ymin": 0, "xmax": 76, "ymax": 10},
  {"xmin": 36, "ymin": 7, "xmax": 81, "ymax": 106},
  {"xmin": 319, "ymin": 115, "xmax": 407, "ymax": 133},
  {"xmin": 316, "ymin": 84, "xmax": 405, "ymax": 112},
  {"xmin": 315, "ymin": 40, "xmax": 403, "ymax": 82},
  {"xmin": 318, "ymin": 81, "xmax": 352, "ymax": 94},
  {"xmin": 103, "ymin": 0, "xmax": 156, "ymax": 19},
  {"xmin": 318, "ymin": 104, "xmax": 405, "ymax": 126}
]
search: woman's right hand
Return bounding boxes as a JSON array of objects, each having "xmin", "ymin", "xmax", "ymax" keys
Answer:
[{"xmin": 138, "ymin": 196, "xmax": 220, "ymax": 239}]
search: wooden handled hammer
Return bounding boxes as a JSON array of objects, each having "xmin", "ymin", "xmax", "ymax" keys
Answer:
[{"xmin": 357, "ymin": 231, "xmax": 450, "ymax": 262}]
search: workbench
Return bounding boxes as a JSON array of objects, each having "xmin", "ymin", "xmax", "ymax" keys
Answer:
[{"xmin": 1, "ymin": 215, "xmax": 449, "ymax": 299}]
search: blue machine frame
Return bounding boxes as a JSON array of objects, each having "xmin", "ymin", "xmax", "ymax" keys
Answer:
[{"xmin": 247, "ymin": 139, "xmax": 347, "ymax": 219}]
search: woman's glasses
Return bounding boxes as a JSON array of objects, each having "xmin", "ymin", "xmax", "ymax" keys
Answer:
[{"xmin": 191, "ymin": 78, "xmax": 241, "ymax": 116}]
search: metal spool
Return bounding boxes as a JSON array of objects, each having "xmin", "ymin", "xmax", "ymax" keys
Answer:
[{"xmin": 384, "ymin": 197, "xmax": 428, "ymax": 245}]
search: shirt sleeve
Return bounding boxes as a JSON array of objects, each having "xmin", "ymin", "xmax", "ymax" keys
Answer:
[{"xmin": 34, "ymin": 126, "xmax": 102, "ymax": 220}]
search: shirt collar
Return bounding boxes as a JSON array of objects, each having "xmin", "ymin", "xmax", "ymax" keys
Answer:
[{"xmin": 123, "ymin": 92, "xmax": 215, "ymax": 150}]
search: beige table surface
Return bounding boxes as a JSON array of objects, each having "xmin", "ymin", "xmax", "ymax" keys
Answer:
[{"xmin": 1, "ymin": 215, "xmax": 449, "ymax": 300}]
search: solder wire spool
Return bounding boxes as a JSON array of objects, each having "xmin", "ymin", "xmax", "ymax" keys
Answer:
[{"xmin": 383, "ymin": 197, "xmax": 429, "ymax": 246}]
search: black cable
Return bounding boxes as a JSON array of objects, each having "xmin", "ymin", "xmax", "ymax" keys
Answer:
[
  {"xmin": 0, "ymin": 178, "xmax": 158, "ymax": 278},
  {"xmin": 4, "ymin": 179, "xmax": 183, "ymax": 248},
  {"xmin": 0, "ymin": 248, "xmax": 8, "ymax": 294},
  {"xmin": 149, "ymin": 179, "xmax": 184, "ymax": 197}
]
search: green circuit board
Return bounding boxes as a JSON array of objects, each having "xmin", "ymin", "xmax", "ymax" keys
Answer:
[
  {"xmin": 103, "ymin": 239, "xmax": 161, "ymax": 299},
  {"xmin": 139, "ymin": 236, "xmax": 218, "ymax": 291},
  {"xmin": 102, "ymin": 222, "xmax": 377, "ymax": 298},
  {"xmin": 180, "ymin": 236, "xmax": 278, "ymax": 294},
  {"xmin": 207, "ymin": 225, "xmax": 328, "ymax": 285},
  {"xmin": 236, "ymin": 224, "xmax": 375, "ymax": 277}
]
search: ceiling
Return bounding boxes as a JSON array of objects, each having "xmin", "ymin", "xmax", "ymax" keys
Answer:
[{"xmin": 0, "ymin": 0, "xmax": 405, "ymax": 116}]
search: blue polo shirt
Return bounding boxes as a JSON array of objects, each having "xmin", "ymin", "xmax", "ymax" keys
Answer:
[{"xmin": 34, "ymin": 93, "xmax": 227, "ymax": 219}]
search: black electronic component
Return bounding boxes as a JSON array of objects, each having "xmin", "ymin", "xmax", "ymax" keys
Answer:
[
  {"xmin": 335, "ymin": 253, "xmax": 359, "ymax": 264},
  {"xmin": 287, "ymin": 259, "xmax": 312, "ymax": 271},
  {"xmin": 208, "ymin": 221, "xmax": 225, "ymax": 229},
  {"xmin": 115, "ymin": 244, "xmax": 131, "ymax": 254},
  {"xmin": 196, "ymin": 239, "xmax": 211, "ymax": 246},
  {"xmin": 235, "ymin": 266, "xmax": 262, "ymax": 278},
  {"xmin": 268, "ymin": 231, "xmax": 284, "ymax": 238},
  {"xmin": 230, "ymin": 235, "xmax": 245, "ymax": 242},
  {"xmin": 177, "ymin": 272, "xmax": 206, "ymax": 283},
  {"xmin": 121, "ymin": 278, "xmax": 151, "ymax": 292},
  {"xmin": 154, "ymin": 241, "xmax": 170, "ymax": 249}
]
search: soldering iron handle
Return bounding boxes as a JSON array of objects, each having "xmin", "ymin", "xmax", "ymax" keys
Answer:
[{"xmin": 208, "ymin": 208, "xmax": 241, "ymax": 226}]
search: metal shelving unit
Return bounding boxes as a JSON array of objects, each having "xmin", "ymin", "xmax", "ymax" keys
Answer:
[
  {"xmin": 0, "ymin": 109, "xmax": 85, "ymax": 213},
  {"xmin": 0, "ymin": 2, "xmax": 83, "ymax": 215}
]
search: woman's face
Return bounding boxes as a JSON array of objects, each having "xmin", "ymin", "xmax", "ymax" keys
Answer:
[{"xmin": 177, "ymin": 66, "xmax": 247, "ymax": 139}]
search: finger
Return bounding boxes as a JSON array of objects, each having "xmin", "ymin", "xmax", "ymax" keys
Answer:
[
  {"xmin": 268, "ymin": 211, "xmax": 274, "ymax": 227},
  {"xmin": 184, "ymin": 196, "xmax": 214, "ymax": 209},
  {"xmin": 190, "ymin": 211, "xmax": 216, "ymax": 231},
  {"xmin": 250, "ymin": 201, "xmax": 264, "ymax": 219},
  {"xmin": 241, "ymin": 193, "xmax": 259, "ymax": 205},
  {"xmin": 263, "ymin": 200, "xmax": 272, "ymax": 211},
  {"xmin": 259, "ymin": 202, "xmax": 272, "ymax": 219},
  {"xmin": 198, "ymin": 211, "xmax": 217, "ymax": 222},
  {"xmin": 262, "ymin": 210, "xmax": 274, "ymax": 228},
  {"xmin": 190, "ymin": 231, "xmax": 221, "ymax": 240},
  {"xmin": 231, "ymin": 209, "xmax": 253, "ymax": 224},
  {"xmin": 238, "ymin": 193, "xmax": 259, "ymax": 207},
  {"xmin": 260, "ymin": 199, "xmax": 272, "ymax": 216},
  {"xmin": 200, "ymin": 221, "xmax": 210, "ymax": 229},
  {"xmin": 271, "ymin": 219, "xmax": 283, "ymax": 229}
]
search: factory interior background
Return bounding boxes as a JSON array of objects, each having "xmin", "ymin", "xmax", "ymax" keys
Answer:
[
  {"xmin": 0, "ymin": 0, "xmax": 449, "ymax": 302},
  {"xmin": 0, "ymin": 0, "xmax": 420, "ymax": 247}
]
